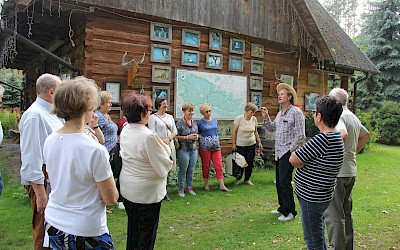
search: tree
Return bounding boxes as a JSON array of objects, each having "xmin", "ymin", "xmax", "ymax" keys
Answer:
[
  {"xmin": 360, "ymin": 0, "xmax": 400, "ymax": 102},
  {"xmin": 0, "ymin": 68, "xmax": 24, "ymax": 108},
  {"xmin": 322, "ymin": 0, "xmax": 359, "ymax": 37}
]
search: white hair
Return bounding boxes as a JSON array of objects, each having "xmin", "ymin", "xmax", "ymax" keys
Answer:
[
  {"xmin": 36, "ymin": 73, "xmax": 61, "ymax": 95},
  {"xmin": 329, "ymin": 88, "xmax": 348, "ymax": 106},
  {"xmin": 0, "ymin": 85, "xmax": 4, "ymax": 95}
]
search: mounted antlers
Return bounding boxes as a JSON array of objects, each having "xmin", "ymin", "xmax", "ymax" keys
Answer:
[{"xmin": 122, "ymin": 52, "xmax": 145, "ymax": 86}]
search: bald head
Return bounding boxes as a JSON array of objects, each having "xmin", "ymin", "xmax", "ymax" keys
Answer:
[{"xmin": 329, "ymin": 88, "xmax": 348, "ymax": 107}]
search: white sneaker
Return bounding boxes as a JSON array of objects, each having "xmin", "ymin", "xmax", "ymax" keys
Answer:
[
  {"xmin": 271, "ymin": 209, "xmax": 281, "ymax": 214},
  {"xmin": 117, "ymin": 202, "xmax": 125, "ymax": 210},
  {"xmin": 178, "ymin": 190, "xmax": 185, "ymax": 198},
  {"xmin": 188, "ymin": 188, "xmax": 196, "ymax": 196},
  {"xmin": 278, "ymin": 213, "xmax": 294, "ymax": 222}
]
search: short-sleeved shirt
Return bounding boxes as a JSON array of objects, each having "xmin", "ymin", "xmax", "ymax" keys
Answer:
[
  {"xmin": 294, "ymin": 132, "xmax": 344, "ymax": 203},
  {"xmin": 198, "ymin": 118, "xmax": 220, "ymax": 151},
  {"xmin": 176, "ymin": 119, "xmax": 198, "ymax": 151},
  {"xmin": 95, "ymin": 110, "xmax": 118, "ymax": 152},
  {"xmin": 234, "ymin": 115, "xmax": 258, "ymax": 147}
]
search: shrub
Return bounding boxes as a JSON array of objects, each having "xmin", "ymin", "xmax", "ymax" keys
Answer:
[
  {"xmin": 0, "ymin": 109, "xmax": 20, "ymax": 138},
  {"xmin": 376, "ymin": 101, "xmax": 400, "ymax": 144},
  {"xmin": 305, "ymin": 112, "xmax": 319, "ymax": 137},
  {"xmin": 356, "ymin": 109, "xmax": 379, "ymax": 150}
]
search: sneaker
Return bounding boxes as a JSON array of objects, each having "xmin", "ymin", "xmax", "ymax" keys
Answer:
[
  {"xmin": 278, "ymin": 213, "xmax": 294, "ymax": 222},
  {"xmin": 271, "ymin": 209, "xmax": 281, "ymax": 214},
  {"xmin": 245, "ymin": 180, "xmax": 254, "ymax": 186},
  {"xmin": 188, "ymin": 188, "xmax": 196, "ymax": 196},
  {"xmin": 117, "ymin": 202, "xmax": 125, "ymax": 210},
  {"xmin": 178, "ymin": 189, "xmax": 185, "ymax": 198}
]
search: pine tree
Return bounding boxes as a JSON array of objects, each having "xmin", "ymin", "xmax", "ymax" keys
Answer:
[
  {"xmin": 360, "ymin": 0, "xmax": 400, "ymax": 102},
  {"xmin": 0, "ymin": 68, "xmax": 23, "ymax": 108},
  {"xmin": 322, "ymin": 0, "xmax": 359, "ymax": 37}
]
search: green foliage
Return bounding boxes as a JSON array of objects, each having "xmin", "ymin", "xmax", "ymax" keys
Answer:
[
  {"xmin": 376, "ymin": 101, "xmax": 400, "ymax": 144},
  {"xmin": 0, "ymin": 110, "xmax": 19, "ymax": 137},
  {"xmin": 305, "ymin": 112, "xmax": 319, "ymax": 137},
  {"xmin": 356, "ymin": 109, "xmax": 379, "ymax": 150},
  {"xmin": 0, "ymin": 68, "xmax": 24, "ymax": 109}
]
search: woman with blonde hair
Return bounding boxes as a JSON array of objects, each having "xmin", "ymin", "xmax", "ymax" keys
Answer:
[
  {"xmin": 176, "ymin": 102, "xmax": 199, "ymax": 197},
  {"xmin": 231, "ymin": 102, "xmax": 263, "ymax": 186},
  {"xmin": 43, "ymin": 77, "xmax": 118, "ymax": 248},
  {"xmin": 198, "ymin": 103, "xmax": 230, "ymax": 192}
]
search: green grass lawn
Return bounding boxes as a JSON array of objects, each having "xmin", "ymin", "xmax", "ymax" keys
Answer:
[{"xmin": 0, "ymin": 144, "xmax": 399, "ymax": 249}]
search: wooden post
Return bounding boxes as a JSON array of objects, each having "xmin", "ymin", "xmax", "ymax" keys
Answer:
[{"xmin": 340, "ymin": 75, "xmax": 349, "ymax": 91}]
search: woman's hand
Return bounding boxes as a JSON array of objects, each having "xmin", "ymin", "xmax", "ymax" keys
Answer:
[
  {"xmin": 88, "ymin": 113, "xmax": 99, "ymax": 129},
  {"xmin": 188, "ymin": 133, "xmax": 199, "ymax": 140},
  {"xmin": 232, "ymin": 144, "xmax": 237, "ymax": 151},
  {"xmin": 258, "ymin": 142, "xmax": 263, "ymax": 150},
  {"xmin": 162, "ymin": 138, "xmax": 170, "ymax": 145}
]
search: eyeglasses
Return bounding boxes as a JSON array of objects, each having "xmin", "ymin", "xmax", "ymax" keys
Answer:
[
  {"xmin": 312, "ymin": 110, "xmax": 318, "ymax": 116},
  {"xmin": 205, "ymin": 110, "xmax": 212, "ymax": 113}
]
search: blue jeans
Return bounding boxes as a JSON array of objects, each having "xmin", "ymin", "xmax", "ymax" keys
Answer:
[
  {"xmin": 177, "ymin": 149, "xmax": 198, "ymax": 190},
  {"xmin": 298, "ymin": 197, "xmax": 330, "ymax": 250}
]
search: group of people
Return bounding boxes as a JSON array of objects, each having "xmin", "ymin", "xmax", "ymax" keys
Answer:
[{"xmin": 14, "ymin": 72, "xmax": 370, "ymax": 250}]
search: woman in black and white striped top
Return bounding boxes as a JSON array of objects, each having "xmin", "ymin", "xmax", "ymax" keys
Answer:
[{"xmin": 289, "ymin": 96, "xmax": 344, "ymax": 250}]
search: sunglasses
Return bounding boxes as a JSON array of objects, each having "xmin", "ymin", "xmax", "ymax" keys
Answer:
[{"xmin": 205, "ymin": 110, "xmax": 212, "ymax": 113}]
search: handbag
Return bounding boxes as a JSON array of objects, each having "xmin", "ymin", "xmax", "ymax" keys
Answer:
[
  {"xmin": 226, "ymin": 151, "xmax": 247, "ymax": 177},
  {"xmin": 155, "ymin": 114, "xmax": 179, "ymax": 149}
]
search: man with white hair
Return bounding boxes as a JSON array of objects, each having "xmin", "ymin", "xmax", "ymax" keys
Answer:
[
  {"xmin": 0, "ymin": 84, "xmax": 4, "ymax": 196},
  {"xmin": 325, "ymin": 88, "xmax": 370, "ymax": 250},
  {"xmin": 19, "ymin": 74, "xmax": 63, "ymax": 250}
]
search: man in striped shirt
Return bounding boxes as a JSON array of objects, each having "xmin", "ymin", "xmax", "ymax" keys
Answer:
[
  {"xmin": 289, "ymin": 96, "xmax": 344, "ymax": 250},
  {"xmin": 262, "ymin": 82, "xmax": 305, "ymax": 221}
]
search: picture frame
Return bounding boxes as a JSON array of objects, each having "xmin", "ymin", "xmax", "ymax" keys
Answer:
[
  {"xmin": 209, "ymin": 30, "xmax": 222, "ymax": 51},
  {"xmin": 217, "ymin": 120, "xmax": 233, "ymax": 139},
  {"xmin": 308, "ymin": 71, "xmax": 318, "ymax": 86},
  {"xmin": 181, "ymin": 49, "xmax": 200, "ymax": 67},
  {"xmin": 228, "ymin": 55, "xmax": 244, "ymax": 72},
  {"xmin": 305, "ymin": 92, "xmax": 320, "ymax": 111},
  {"xmin": 250, "ymin": 60, "xmax": 264, "ymax": 75},
  {"xmin": 251, "ymin": 92, "xmax": 262, "ymax": 111},
  {"xmin": 104, "ymin": 81, "xmax": 121, "ymax": 104},
  {"xmin": 152, "ymin": 86, "xmax": 170, "ymax": 109},
  {"xmin": 206, "ymin": 52, "xmax": 223, "ymax": 69},
  {"xmin": 229, "ymin": 38, "xmax": 245, "ymax": 54},
  {"xmin": 150, "ymin": 44, "xmax": 171, "ymax": 63},
  {"xmin": 151, "ymin": 65, "xmax": 172, "ymax": 83},
  {"xmin": 251, "ymin": 44, "xmax": 264, "ymax": 58},
  {"xmin": 280, "ymin": 74, "xmax": 294, "ymax": 86},
  {"xmin": 249, "ymin": 76, "xmax": 263, "ymax": 90},
  {"xmin": 150, "ymin": 22, "xmax": 172, "ymax": 43},
  {"xmin": 182, "ymin": 29, "xmax": 201, "ymax": 48}
]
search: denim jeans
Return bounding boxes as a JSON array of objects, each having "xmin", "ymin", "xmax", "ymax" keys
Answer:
[
  {"xmin": 177, "ymin": 149, "xmax": 198, "ymax": 190},
  {"xmin": 298, "ymin": 197, "xmax": 330, "ymax": 250}
]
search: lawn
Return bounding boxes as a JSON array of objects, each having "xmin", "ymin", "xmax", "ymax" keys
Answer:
[{"xmin": 0, "ymin": 144, "xmax": 399, "ymax": 249}]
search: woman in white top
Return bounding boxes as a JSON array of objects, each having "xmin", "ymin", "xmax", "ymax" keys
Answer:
[
  {"xmin": 119, "ymin": 93, "xmax": 173, "ymax": 250},
  {"xmin": 231, "ymin": 102, "xmax": 263, "ymax": 186},
  {"xmin": 43, "ymin": 77, "xmax": 118, "ymax": 249},
  {"xmin": 148, "ymin": 98, "xmax": 177, "ymax": 201}
]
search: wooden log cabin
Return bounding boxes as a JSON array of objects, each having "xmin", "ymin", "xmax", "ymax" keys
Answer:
[{"xmin": 0, "ymin": 0, "xmax": 378, "ymax": 158}]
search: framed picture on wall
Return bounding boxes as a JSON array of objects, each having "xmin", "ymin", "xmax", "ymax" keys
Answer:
[
  {"xmin": 305, "ymin": 92, "xmax": 320, "ymax": 111},
  {"xmin": 206, "ymin": 52, "xmax": 223, "ymax": 69},
  {"xmin": 280, "ymin": 74, "xmax": 294, "ymax": 86},
  {"xmin": 229, "ymin": 38, "xmax": 245, "ymax": 54},
  {"xmin": 251, "ymin": 92, "xmax": 262, "ymax": 111},
  {"xmin": 105, "ymin": 81, "xmax": 121, "ymax": 104},
  {"xmin": 182, "ymin": 29, "xmax": 201, "ymax": 48},
  {"xmin": 250, "ymin": 76, "xmax": 263, "ymax": 90},
  {"xmin": 308, "ymin": 71, "xmax": 318, "ymax": 86},
  {"xmin": 228, "ymin": 55, "xmax": 244, "ymax": 72},
  {"xmin": 181, "ymin": 50, "xmax": 199, "ymax": 67},
  {"xmin": 251, "ymin": 44, "xmax": 264, "ymax": 58},
  {"xmin": 152, "ymin": 86, "xmax": 170, "ymax": 108},
  {"xmin": 151, "ymin": 65, "xmax": 171, "ymax": 83},
  {"xmin": 150, "ymin": 22, "xmax": 172, "ymax": 43},
  {"xmin": 150, "ymin": 44, "xmax": 171, "ymax": 63},
  {"xmin": 250, "ymin": 60, "xmax": 264, "ymax": 75},
  {"xmin": 209, "ymin": 30, "xmax": 222, "ymax": 51}
]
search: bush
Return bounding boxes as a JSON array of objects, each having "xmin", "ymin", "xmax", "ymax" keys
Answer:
[
  {"xmin": 305, "ymin": 112, "xmax": 319, "ymax": 137},
  {"xmin": 356, "ymin": 109, "xmax": 379, "ymax": 150},
  {"xmin": 0, "ymin": 109, "xmax": 20, "ymax": 138},
  {"xmin": 376, "ymin": 101, "xmax": 400, "ymax": 144}
]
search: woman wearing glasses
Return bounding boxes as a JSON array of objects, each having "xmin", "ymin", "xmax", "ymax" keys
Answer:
[{"xmin": 198, "ymin": 103, "xmax": 230, "ymax": 192}]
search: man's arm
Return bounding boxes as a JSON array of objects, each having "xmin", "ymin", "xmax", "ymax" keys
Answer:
[
  {"xmin": 261, "ymin": 107, "xmax": 277, "ymax": 132},
  {"xmin": 356, "ymin": 125, "xmax": 370, "ymax": 153}
]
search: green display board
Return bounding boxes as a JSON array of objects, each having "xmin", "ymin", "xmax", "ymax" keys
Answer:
[{"xmin": 175, "ymin": 69, "xmax": 247, "ymax": 119}]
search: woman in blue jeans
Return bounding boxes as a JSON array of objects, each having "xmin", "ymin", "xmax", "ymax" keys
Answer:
[{"xmin": 176, "ymin": 103, "xmax": 199, "ymax": 198}]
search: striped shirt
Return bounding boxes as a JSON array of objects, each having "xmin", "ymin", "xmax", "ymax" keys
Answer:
[
  {"xmin": 294, "ymin": 132, "xmax": 344, "ymax": 203},
  {"xmin": 263, "ymin": 105, "xmax": 305, "ymax": 160}
]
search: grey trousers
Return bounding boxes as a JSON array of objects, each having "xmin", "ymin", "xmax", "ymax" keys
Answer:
[{"xmin": 324, "ymin": 177, "xmax": 356, "ymax": 250}]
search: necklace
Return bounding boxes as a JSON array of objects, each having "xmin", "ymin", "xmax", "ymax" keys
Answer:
[{"xmin": 183, "ymin": 117, "xmax": 192, "ymax": 128}]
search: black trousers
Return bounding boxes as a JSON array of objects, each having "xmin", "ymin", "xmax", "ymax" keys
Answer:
[
  {"xmin": 236, "ymin": 144, "xmax": 256, "ymax": 181},
  {"xmin": 123, "ymin": 199, "xmax": 162, "ymax": 250},
  {"xmin": 276, "ymin": 151, "xmax": 297, "ymax": 217}
]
